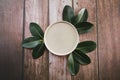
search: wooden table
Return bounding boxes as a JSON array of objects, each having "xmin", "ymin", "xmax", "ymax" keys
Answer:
[{"xmin": 0, "ymin": 0, "xmax": 120, "ymax": 80}]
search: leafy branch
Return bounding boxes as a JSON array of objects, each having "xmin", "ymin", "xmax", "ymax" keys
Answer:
[
  {"xmin": 62, "ymin": 5, "xmax": 93, "ymax": 34},
  {"xmin": 22, "ymin": 23, "xmax": 46, "ymax": 59}
]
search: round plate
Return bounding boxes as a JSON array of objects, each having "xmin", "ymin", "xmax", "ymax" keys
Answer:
[{"xmin": 44, "ymin": 21, "xmax": 79, "ymax": 56}]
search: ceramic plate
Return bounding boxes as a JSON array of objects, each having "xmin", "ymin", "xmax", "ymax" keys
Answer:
[{"xmin": 44, "ymin": 21, "xmax": 79, "ymax": 56}]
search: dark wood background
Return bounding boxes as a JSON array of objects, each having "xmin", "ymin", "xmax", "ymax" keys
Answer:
[{"xmin": 0, "ymin": 0, "xmax": 120, "ymax": 80}]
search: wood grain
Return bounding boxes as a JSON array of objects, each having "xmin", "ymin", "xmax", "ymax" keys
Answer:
[
  {"xmin": 73, "ymin": 0, "xmax": 98, "ymax": 80},
  {"xmin": 97, "ymin": 0, "xmax": 120, "ymax": 80},
  {"xmin": 49, "ymin": 0, "xmax": 72, "ymax": 80},
  {"xmin": 1, "ymin": 0, "xmax": 120, "ymax": 80},
  {"xmin": 24, "ymin": 0, "xmax": 49, "ymax": 80},
  {"xmin": 0, "ymin": 0, "xmax": 24, "ymax": 80}
]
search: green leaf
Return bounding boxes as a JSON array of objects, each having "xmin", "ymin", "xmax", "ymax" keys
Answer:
[
  {"xmin": 22, "ymin": 37, "xmax": 42, "ymax": 48},
  {"xmin": 75, "ymin": 22, "xmax": 93, "ymax": 34},
  {"xmin": 72, "ymin": 8, "xmax": 88, "ymax": 25},
  {"xmin": 68, "ymin": 53, "xmax": 79, "ymax": 75},
  {"xmin": 76, "ymin": 41, "xmax": 96, "ymax": 53},
  {"xmin": 73, "ymin": 50, "xmax": 91, "ymax": 65},
  {"xmin": 32, "ymin": 43, "xmax": 46, "ymax": 59},
  {"xmin": 30, "ymin": 22, "xmax": 44, "ymax": 39},
  {"xmin": 62, "ymin": 5, "xmax": 74, "ymax": 22}
]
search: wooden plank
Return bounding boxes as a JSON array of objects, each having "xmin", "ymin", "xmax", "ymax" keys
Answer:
[
  {"xmin": 97, "ymin": 0, "xmax": 120, "ymax": 80},
  {"xmin": 49, "ymin": 0, "xmax": 72, "ymax": 80},
  {"xmin": 0, "ymin": 0, "xmax": 24, "ymax": 80},
  {"xmin": 73, "ymin": 0, "xmax": 98, "ymax": 80},
  {"xmin": 24, "ymin": 0, "xmax": 49, "ymax": 80}
]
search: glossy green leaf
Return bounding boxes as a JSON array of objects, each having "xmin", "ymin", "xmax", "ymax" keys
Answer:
[
  {"xmin": 76, "ymin": 41, "xmax": 96, "ymax": 53},
  {"xmin": 32, "ymin": 43, "xmax": 46, "ymax": 59},
  {"xmin": 75, "ymin": 22, "xmax": 93, "ymax": 34},
  {"xmin": 72, "ymin": 8, "xmax": 88, "ymax": 25},
  {"xmin": 22, "ymin": 37, "xmax": 42, "ymax": 48},
  {"xmin": 73, "ymin": 50, "xmax": 91, "ymax": 65},
  {"xmin": 30, "ymin": 22, "xmax": 44, "ymax": 39},
  {"xmin": 68, "ymin": 53, "xmax": 79, "ymax": 75},
  {"xmin": 62, "ymin": 5, "xmax": 74, "ymax": 22}
]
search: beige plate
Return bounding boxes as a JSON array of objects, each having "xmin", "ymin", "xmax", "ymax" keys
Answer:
[{"xmin": 44, "ymin": 21, "xmax": 79, "ymax": 56}]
